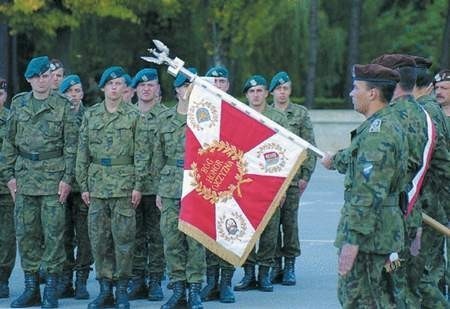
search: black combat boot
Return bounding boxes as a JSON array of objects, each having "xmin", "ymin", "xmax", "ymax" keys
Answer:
[
  {"xmin": 282, "ymin": 257, "xmax": 296, "ymax": 286},
  {"xmin": 56, "ymin": 271, "xmax": 74, "ymax": 298},
  {"xmin": 0, "ymin": 280, "xmax": 8, "ymax": 298},
  {"xmin": 42, "ymin": 273, "xmax": 59, "ymax": 308},
  {"xmin": 270, "ymin": 257, "xmax": 283, "ymax": 284},
  {"xmin": 10, "ymin": 272, "xmax": 41, "ymax": 308},
  {"xmin": 38, "ymin": 268, "xmax": 47, "ymax": 285},
  {"xmin": 233, "ymin": 264, "xmax": 257, "ymax": 291},
  {"xmin": 200, "ymin": 266, "xmax": 219, "ymax": 301},
  {"xmin": 147, "ymin": 274, "xmax": 164, "ymax": 301},
  {"xmin": 74, "ymin": 269, "xmax": 90, "ymax": 299},
  {"xmin": 188, "ymin": 283, "xmax": 203, "ymax": 309},
  {"xmin": 219, "ymin": 269, "xmax": 235, "ymax": 303},
  {"xmin": 115, "ymin": 280, "xmax": 129, "ymax": 309},
  {"xmin": 161, "ymin": 281, "xmax": 186, "ymax": 309},
  {"xmin": 127, "ymin": 274, "xmax": 148, "ymax": 300},
  {"xmin": 87, "ymin": 279, "xmax": 115, "ymax": 309},
  {"xmin": 258, "ymin": 266, "xmax": 273, "ymax": 292}
]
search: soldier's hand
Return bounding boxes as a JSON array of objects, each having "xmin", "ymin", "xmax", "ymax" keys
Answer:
[
  {"xmin": 58, "ymin": 181, "xmax": 71, "ymax": 203},
  {"xmin": 338, "ymin": 243, "xmax": 359, "ymax": 276},
  {"xmin": 7, "ymin": 178, "xmax": 16, "ymax": 202},
  {"xmin": 81, "ymin": 192, "xmax": 90, "ymax": 206},
  {"xmin": 131, "ymin": 190, "xmax": 142, "ymax": 209},
  {"xmin": 298, "ymin": 179, "xmax": 308, "ymax": 195},
  {"xmin": 320, "ymin": 152, "xmax": 335, "ymax": 170},
  {"xmin": 156, "ymin": 195, "xmax": 162, "ymax": 211}
]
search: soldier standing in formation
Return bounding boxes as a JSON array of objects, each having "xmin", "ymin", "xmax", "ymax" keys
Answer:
[{"xmin": 50, "ymin": 59, "xmax": 64, "ymax": 92}]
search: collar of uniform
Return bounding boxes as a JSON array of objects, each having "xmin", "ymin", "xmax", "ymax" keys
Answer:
[{"xmin": 357, "ymin": 106, "xmax": 390, "ymax": 134}]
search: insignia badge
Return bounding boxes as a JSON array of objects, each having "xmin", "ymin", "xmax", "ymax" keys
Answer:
[
  {"xmin": 212, "ymin": 70, "xmax": 218, "ymax": 76},
  {"xmin": 362, "ymin": 163, "xmax": 373, "ymax": 180},
  {"xmin": 257, "ymin": 143, "xmax": 287, "ymax": 173},
  {"xmin": 70, "ymin": 80, "xmax": 76, "ymax": 86},
  {"xmin": 195, "ymin": 107, "xmax": 211, "ymax": 124},
  {"xmin": 250, "ymin": 79, "xmax": 257, "ymax": 86},
  {"xmin": 188, "ymin": 99, "xmax": 219, "ymax": 131},
  {"xmin": 49, "ymin": 63, "xmax": 56, "ymax": 71},
  {"xmin": 142, "ymin": 75, "xmax": 148, "ymax": 82},
  {"xmin": 279, "ymin": 78, "xmax": 285, "ymax": 84},
  {"xmin": 217, "ymin": 212, "xmax": 247, "ymax": 243},
  {"xmin": 369, "ymin": 119, "xmax": 382, "ymax": 133},
  {"xmin": 111, "ymin": 72, "xmax": 117, "ymax": 79}
]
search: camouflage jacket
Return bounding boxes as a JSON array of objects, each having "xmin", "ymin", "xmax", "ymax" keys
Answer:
[
  {"xmin": 70, "ymin": 102, "xmax": 86, "ymax": 193},
  {"xmin": 274, "ymin": 102, "xmax": 317, "ymax": 184},
  {"xmin": 0, "ymin": 107, "xmax": 10, "ymax": 194},
  {"xmin": 75, "ymin": 101, "xmax": 146, "ymax": 198},
  {"xmin": 0, "ymin": 91, "xmax": 78, "ymax": 195},
  {"xmin": 136, "ymin": 103, "xmax": 168, "ymax": 196},
  {"xmin": 334, "ymin": 107, "xmax": 407, "ymax": 254}
]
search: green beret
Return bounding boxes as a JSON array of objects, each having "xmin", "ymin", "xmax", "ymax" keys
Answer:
[
  {"xmin": 352, "ymin": 64, "xmax": 400, "ymax": 85},
  {"xmin": 98, "ymin": 66, "xmax": 126, "ymax": 88},
  {"xmin": 131, "ymin": 68, "xmax": 158, "ymax": 88},
  {"xmin": 269, "ymin": 71, "xmax": 290, "ymax": 92},
  {"xmin": 371, "ymin": 54, "xmax": 416, "ymax": 69},
  {"xmin": 205, "ymin": 66, "xmax": 229, "ymax": 78},
  {"xmin": 59, "ymin": 75, "xmax": 81, "ymax": 93},
  {"xmin": 434, "ymin": 70, "xmax": 450, "ymax": 84},
  {"xmin": 123, "ymin": 74, "xmax": 132, "ymax": 87},
  {"xmin": 173, "ymin": 67, "xmax": 197, "ymax": 88},
  {"xmin": 243, "ymin": 75, "xmax": 267, "ymax": 93},
  {"xmin": 24, "ymin": 56, "xmax": 51, "ymax": 79}
]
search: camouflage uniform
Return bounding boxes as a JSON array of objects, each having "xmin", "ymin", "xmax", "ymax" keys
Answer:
[
  {"xmin": 334, "ymin": 106, "xmax": 407, "ymax": 308},
  {"xmin": 152, "ymin": 106, "xmax": 206, "ymax": 284},
  {"xmin": 0, "ymin": 107, "xmax": 15, "ymax": 295},
  {"xmin": 76, "ymin": 101, "xmax": 145, "ymax": 281},
  {"xmin": 132, "ymin": 103, "xmax": 167, "ymax": 281},
  {"xmin": 1, "ymin": 91, "xmax": 78, "ymax": 275}
]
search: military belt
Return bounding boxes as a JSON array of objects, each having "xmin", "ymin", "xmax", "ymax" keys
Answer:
[
  {"xmin": 19, "ymin": 149, "xmax": 63, "ymax": 161},
  {"xmin": 344, "ymin": 191, "xmax": 399, "ymax": 206},
  {"xmin": 166, "ymin": 158, "xmax": 184, "ymax": 168},
  {"xmin": 91, "ymin": 156, "xmax": 133, "ymax": 167}
]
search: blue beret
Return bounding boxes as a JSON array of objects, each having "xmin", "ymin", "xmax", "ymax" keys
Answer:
[
  {"xmin": 269, "ymin": 71, "xmax": 290, "ymax": 92},
  {"xmin": 59, "ymin": 75, "xmax": 81, "ymax": 93},
  {"xmin": 205, "ymin": 66, "xmax": 229, "ymax": 78},
  {"xmin": 131, "ymin": 68, "xmax": 158, "ymax": 88},
  {"xmin": 173, "ymin": 67, "xmax": 197, "ymax": 88},
  {"xmin": 243, "ymin": 75, "xmax": 267, "ymax": 93},
  {"xmin": 123, "ymin": 74, "xmax": 132, "ymax": 87},
  {"xmin": 24, "ymin": 56, "xmax": 51, "ymax": 79},
  {"xmin": 98, "ymin": 66, "xmax": 126, "ymax": 88}
]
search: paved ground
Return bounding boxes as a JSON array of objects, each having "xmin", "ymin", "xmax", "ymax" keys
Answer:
[{"xmin": 0, "ymin": 164, "xmax": 344, "ymax": 308}]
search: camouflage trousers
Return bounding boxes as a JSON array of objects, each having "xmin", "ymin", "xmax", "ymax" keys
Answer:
[
  {"xmin": 205, "ymin": 250, "xmax": 235, "ymax": 271},
  {"xmin": 0, "ymin": 194, "xmax": 15, "ymax": 282},
  {"xmin": 88, "ymin": 197, "xmax": 136, "ymax": 280},
  {"xmin": 160, "ymin": 197, "xmax": 205, "ymax": 283},
  {"xmin": 276, "ymin": 186, "xmax": 301, "ymax": 258},
  {"xmin": 131, "ymin": 195, "xmax": 165, "ymax": 279},
  {"xmin": 62, "ymin": 192, "xmax": 93, "ymax": 273},
  {"xmin": 15, "ymin": 194, "xmax": 65, "ymax": 274},
  {"xmin": 338, "ymin": 251, "xmax": 395, "ymax": 309},
  {"xmin": 246, "ymin": 207, "xmax": 280, "ymax": 267}
]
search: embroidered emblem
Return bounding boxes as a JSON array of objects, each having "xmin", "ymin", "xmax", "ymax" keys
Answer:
[
  {"xmin": 188, "ymin": 99, "xmax": 218, "ymax": 131},
  {"xmin": 217, "ymin": 212, "xmax": 247, "ymax": 243},
  {"xmin": 369, "ymin": 119, "xmax": 382, "ymax": 133},
  {"xmin": 250, "ymin": 79, "xmax": 257, "ymax": 86},
  {"xmin": 257, "ymin": 142, "xmax": 287, "ymax": 173},
  {"xmin": 362, "ymin": 163, "xmax": 373, "ymax": 180}
]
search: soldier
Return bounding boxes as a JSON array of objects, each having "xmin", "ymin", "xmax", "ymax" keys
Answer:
[
  {"xmin": 234, "ymin": 75, "xmax": 288, "ymax": 293},
  {"xmin": 1, "ymin": 56, "xmax": 78, "ymax": 308},
  {"xmin": 200, "ymin": 66, "xmax": 236, "ymax": 303},
  {"xmin": 127, "ymin": 68, "xmax": 167, "ymax": 302},
  {"xmin": 0, "ymin": 78, "xmax": 15, "ymax": 299},
  {"xmin": 76, "ymin": 66, "xmax": 146, "ymax": 309},
  {"xmin": 269, "ymin": 71, "xmax": 317, "ymax": 286},
  {"xmin": 50, "ymin": 59, "xmax": 64, "ymax": 92},
  {"xmin": 122, "ymin": 74, "xmax": 135, "ymax": 105},
  {"xmin": 57, "ymin": 75, "xmax": 93, "ymax": 300},
  {"xmin": 152, "ymin": 68, "xmax": 206, "ymax": 309},
  {"xmin": 322, "ymin": 64, "xmax": 407, "ymax": 307},
  {"xmin": 410, "ymin": 58, "xmax": 450, "ymax": 308}
]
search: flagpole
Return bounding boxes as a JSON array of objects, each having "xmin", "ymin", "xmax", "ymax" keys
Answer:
[{"xmin": 141, "ymin": 40, "xmax": 326, "ymax": 158}]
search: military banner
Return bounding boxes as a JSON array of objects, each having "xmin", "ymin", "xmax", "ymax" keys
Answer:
[{"xmin": 178, "ymin": 82, "xmax": 310, "ymax": 266}]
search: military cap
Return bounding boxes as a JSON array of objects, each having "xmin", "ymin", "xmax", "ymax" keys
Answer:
[
  {"xmin": 371, "ymin": 54, "xmax": 416, "ymax": 69},
  {"xmin": 434, "ymin": 70, "xmax": 450, "ymax": 84},
  {"xmin": 269, "ymin": 71, "xmax": 290, "ymax": 92},
  {"xmin": 50, "ymin": 59, "xmax": 64, "ymax": 71},
  {"xmin": 352, "ymin": 64, "xmax": 400, "ymax": 85},
  {"xmin": 205, "ymin": 66, "xmax": 229, "ymax": 78},
  {"xmin": 173, "ymin": 67, "xmax": 197, "ymax": 88},
  {"xmin": 131, "ymin": 68, "xmax": 158, "ymax": 88},
  {"xmin": 98, "ymin": 66, "xmax": 126, "ymax": 88},
  {"xmin": 123, "ymin": 74, "xmax": 133, "ymax": 87},
  {"xmin": 0, "ymin": 79, "xmax": 6, "ymax": 90},
  {"xmin": 24, "ymin": 56, "xmax": 51, "ymax": 79},
  {"xmin": 59, "ymin": 75, "xmax": 81, "ymax": 93},
  {"xmin": 243, "ymin": 75, "xmax": 267, "ymax": 93},
  {"xmin": 411, "ymin": 56, "xmax": 432, "ymax": 69}
]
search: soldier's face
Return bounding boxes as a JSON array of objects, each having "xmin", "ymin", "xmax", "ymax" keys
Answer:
[
  {"xmin": 272, "ymin": 83, "xmax": 292, "ymax": 104},
  {"xmin": 103, "ymin": 77, "xmax": 126, "ymax": 101},
  {"xmin": 435, "ymin": 81, "xmax": 450, "ymax": 106},
  {"xmin": 350, "ymin": 80, "xmax": 370, "ymax": 115},
  {"xmin": 213, "ymin": 77, "xmax": 229, "ymax": 92},
  {"xmin": 0, "ymin": 89, "xmax": 6, "ymax": 106},
  {"xmin": 246, "ymin": 86, "xmax": 268, "ymax": 108},
  {"xmin": 136, "ymin": 80, "xmax": 160, "ymax": 103},
  {"xmin": 27, "ymin": 70, "xmax": 52, "ymax": 94},
  {"xmin": 122, "ymin": 87, "xmax": 135, "ymax": 103},
  {"xmin": 65, "ymin": 84, "xmax": 83, "ymax": 104},
  {"xmin": 51, "ymin": 68, "xmax": 64, "ymax": 90}
]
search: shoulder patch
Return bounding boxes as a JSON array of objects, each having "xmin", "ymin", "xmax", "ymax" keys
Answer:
[{"xmin": 369, "ymin": 119, "xmax": 382, "ymax": 133}]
